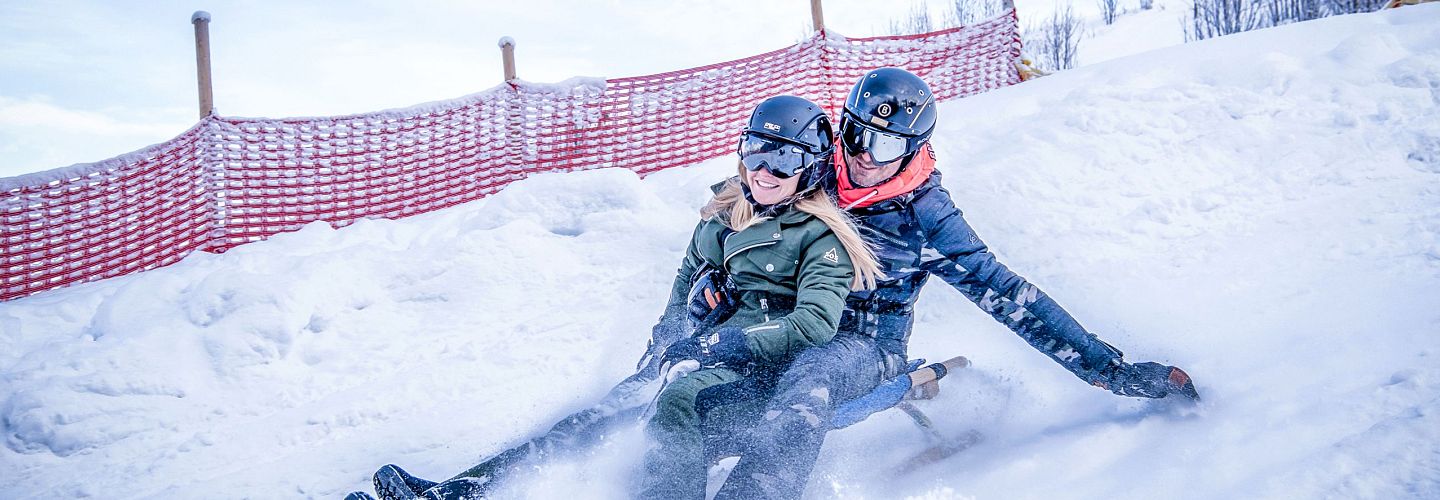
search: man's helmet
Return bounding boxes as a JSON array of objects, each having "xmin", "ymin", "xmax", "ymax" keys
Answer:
[
  {"xmin": 840, "ymin": 67, "xmax": 936, "ymax": 166},
  {"xmin": 737, "ymin": 95, "xmax": 835, "ymax": 194}
]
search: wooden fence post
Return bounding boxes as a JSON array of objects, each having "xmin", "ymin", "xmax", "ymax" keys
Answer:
[
  {"xmin": 192, "ymin": 11, "xmax": 214, "ymax": 118},
  {"xmin": 810, "ymin": 0, "xmax": 826, "ymax": 34},
  {"xmin": 499, "ymin": 36, "xmax": 517, "ymax": 82}
]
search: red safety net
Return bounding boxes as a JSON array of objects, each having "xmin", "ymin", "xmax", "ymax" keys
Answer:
[{"xmin": 2, "ymin": 11, "xmax": 1022, "ymax": 301}]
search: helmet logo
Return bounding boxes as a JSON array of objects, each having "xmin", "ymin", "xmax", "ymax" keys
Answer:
[
  {"xmin": 764, "ymin": 122, "xmax": 781, "ymax": 131},
  {"xmin": 877, "ymin": 103, "xmax": 893, "ymax": 118}
]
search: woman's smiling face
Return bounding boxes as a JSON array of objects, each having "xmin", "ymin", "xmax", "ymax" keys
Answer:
[{"xmin": 745, "ymin": 164, "xmax": 802, "ymax": 205}]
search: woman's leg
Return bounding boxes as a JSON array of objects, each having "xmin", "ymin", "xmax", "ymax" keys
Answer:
[
  {"xmin": 714, "ymin": 335, "xmax": 892, "ymax": 500},
  {"xmin": 637, "ymin": 367, "xmax": 746, "ymax": 500}
]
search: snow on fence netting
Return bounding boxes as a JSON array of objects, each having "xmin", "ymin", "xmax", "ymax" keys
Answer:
[{"xmin": 1, "ymin": 11, "xmax": 1021, "ymax": 301}]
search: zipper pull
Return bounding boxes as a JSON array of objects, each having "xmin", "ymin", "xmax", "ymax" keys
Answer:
[{"xmin": 760, "ymin": 297, "xmax": 770, "ymax": 322}]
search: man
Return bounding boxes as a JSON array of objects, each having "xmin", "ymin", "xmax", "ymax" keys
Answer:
[
  {"xmin": 360, "ymin": 70, "xmax": 1197, "ymax": 500},
  {"xmin": 710, "ymin": 67, "xmax": 1199, "ymax": 499}
]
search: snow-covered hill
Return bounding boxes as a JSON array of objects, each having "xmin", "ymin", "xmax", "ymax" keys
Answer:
[{"xmin": 3, "ymin": 5, "xmax": 1439, "ymax": 499}]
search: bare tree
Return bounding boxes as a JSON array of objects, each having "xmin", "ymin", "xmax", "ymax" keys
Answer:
[
  {"xmin": 1024, "ymin": 4, "xmax": 1084, "ymax": 71},
  {"xmin": 1187, "ymin": 0, "xmax": 1387, "ymax": 42},
  {"xmin": 950, "ymin": 0, "xmax": 1002, "ymax": 25},
  {"xmin": 885, "ymin": 0, "xmax": 1007, "ymax": 36},
  {"xmin": 1185, "ymin": 0, "xmax": 1264, "ymax": 41},
  {"xmin": 1264, "ymin": 0, "xmax": 1325, "ymax": 26},
  {"xmin": 1326, "ymin": 0, "xmax": 1388, "ymax": 14},
  {"xmin": 1098, "ymin": 0, "xmax": 1120, "ymax": 25},
  {"xmin": 887, "ymin": 1, "xmax": 935, "ymax": 35}
]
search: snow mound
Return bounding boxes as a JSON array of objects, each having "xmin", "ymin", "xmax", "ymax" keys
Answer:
[{"xmin": 3, "ymin": 6, "xmax": 1440, "ymax": 499}]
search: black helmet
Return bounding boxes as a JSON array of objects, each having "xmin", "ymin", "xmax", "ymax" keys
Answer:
[
  {"xmin": 737, "ymin": 95, "xmax": 835, "ymax": 194},
  {"xmin": 840, "ymin": 67, "xmax": 936, "ymax": 166}
]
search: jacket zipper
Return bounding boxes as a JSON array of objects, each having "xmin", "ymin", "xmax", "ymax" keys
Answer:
[
  {"xmin": 722, "ymin": 239, "xmax": 779, "ymax": 267},
  {"xmin": 760, "ymin": 297, "xmax": 770, "ymax": 322}
]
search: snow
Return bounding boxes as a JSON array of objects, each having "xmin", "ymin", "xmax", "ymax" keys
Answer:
[{"xmin": 4, "ymin": 4, "xmax": 1440, "ymax": 499}]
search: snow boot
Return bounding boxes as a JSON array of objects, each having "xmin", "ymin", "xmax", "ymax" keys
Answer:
[
  {"xmin": 420, "ymin": 477, "xmax": 490, "ymax": 500},
  {"xmin": 345, "ymin": 492, "xmax": 378, "ymax": 500},
  {"xmin": 373, "ymin": 464, "xmax": 439, "ymax": 500}
]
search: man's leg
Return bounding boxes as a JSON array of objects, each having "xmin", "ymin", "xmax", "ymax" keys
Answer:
[
  {"xmin": 392, "ymin": 349, "xmax": 670, "ymax": 500},
  {"xmin": 714, "ymin": 335, "xmax": 893, "ymax": 500}
]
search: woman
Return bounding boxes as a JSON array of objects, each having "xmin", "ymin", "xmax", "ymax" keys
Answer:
[
  {"xmin": 354, "ymin": 96, "xmax": 879, "ymax": 500},
  {"xmin": 637, "ymin": 95, "xmax": 883, "ymax": 499}
]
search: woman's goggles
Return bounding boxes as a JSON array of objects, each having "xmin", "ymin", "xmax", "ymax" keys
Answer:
[
  {"xmin": 737, "ymin": 134, "xmax": 813, "ymax": 179},
  {"xmin": 841, "ymin": 119, "xmax": 911, "ymax": 165}
]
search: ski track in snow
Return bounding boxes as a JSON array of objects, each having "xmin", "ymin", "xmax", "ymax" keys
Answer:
[{"xmin": 3, "ymin": 6, "xmax": 1440, "ymax": 499}]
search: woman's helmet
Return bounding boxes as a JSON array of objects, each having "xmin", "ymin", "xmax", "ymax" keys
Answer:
[
  {"xmin": 737, "ymin": 95, "xmax": 835, "ymax": 195},
  {"xmin": 840, "ymin": 67, "xmax": 936, "ymax": 166}
]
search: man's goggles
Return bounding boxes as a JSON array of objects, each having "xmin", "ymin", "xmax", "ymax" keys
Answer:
[
  {"xmin": 841, "ymin": 118, "xmax": 911, "ymax": 165},
  {"xmin": 737, "ymin": 134, "xmax": 813, "ymax": 179}
]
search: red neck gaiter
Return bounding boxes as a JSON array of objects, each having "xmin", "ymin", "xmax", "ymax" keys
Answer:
[{"xmin": 834, "ymin": 143, "xmax": 935, "ymax": 209}]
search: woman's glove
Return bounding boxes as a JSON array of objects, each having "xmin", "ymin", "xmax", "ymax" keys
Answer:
[
  {"xmin": 700, "ymin": 326, "xmax": 752, "ymax": 368},
  {"xmin": 658, "ymin": 326, "xmax": 752, "ymax": 372},
  {"xmin": 657, "ymin": 337, "xmax": 703, "ymax": 382},
  {"xmin": 660, "ymin": 337, "xmax": 703, "ymax": 366}
]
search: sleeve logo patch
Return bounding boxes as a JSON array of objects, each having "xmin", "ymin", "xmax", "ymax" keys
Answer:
[{"xmin": 823, "ymin": 248, "xmax": 839, "ymax": 263}]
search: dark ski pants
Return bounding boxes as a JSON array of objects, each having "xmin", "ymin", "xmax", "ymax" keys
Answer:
[
  {"xmin": 638, "ymin": 366, "xmax": 776, "ymax": 500},
  {"xmin": 714, "ymin": 334, "xmax": 895, "ymax": 500}
]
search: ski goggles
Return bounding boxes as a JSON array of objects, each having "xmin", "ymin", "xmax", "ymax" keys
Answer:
[
  {"xmin": 737, "ymin": 133, "xmax": 813, "ymax": 179},
  {"xmin": 841, "ymin": 118, "xmax": 911, "ymax": 165}
]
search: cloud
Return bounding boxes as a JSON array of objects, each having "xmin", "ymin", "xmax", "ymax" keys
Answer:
[
  {"xmin": 0, "ymin": 96, "xmax": 191, "ymax": 177},
  {"xmin": 0, "ymin": 0, "xmax": 954, "ymax": 177}
]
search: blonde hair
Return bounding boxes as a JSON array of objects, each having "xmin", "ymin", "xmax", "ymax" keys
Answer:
[{"xmin": 701, "ymin": 164, "xmax": 884, "ymax": 290}]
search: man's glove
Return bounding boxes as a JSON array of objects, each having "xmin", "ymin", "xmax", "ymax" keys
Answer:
[
  {"xmin": 700, "ymin": 326, "xmax": 752, "ymax": 368},
  {"xmin": 1097, "ymin": 362, "xmax": 1199, "ymax": 400}
]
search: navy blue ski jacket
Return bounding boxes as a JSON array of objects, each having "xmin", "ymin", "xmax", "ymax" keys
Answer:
[{"xmin": 841, "ymin": 170, "xmax": 1122, "ymax": 382}]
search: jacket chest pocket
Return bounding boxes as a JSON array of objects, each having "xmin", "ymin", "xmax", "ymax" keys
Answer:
[
  {"xmin": 737, "ymin": 245, "xmax": 798, "ymax": 279},
  {"xmin": 721, "ymin": 218, "xmax": 797, "ymax": 280}
]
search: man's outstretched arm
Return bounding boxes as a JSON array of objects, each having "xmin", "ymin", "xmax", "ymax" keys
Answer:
[{"xmin": 915, "ymin": 184, "xmax": 1196, "ymax": 399}]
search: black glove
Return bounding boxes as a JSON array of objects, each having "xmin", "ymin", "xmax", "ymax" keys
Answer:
[
  {"xmin": 700, "ymin": 326, "xmax": 751, "ymax": 368},
  {"xmin": 637, "ymin": 304, "xmax": 689, "ymax": 373},
  {"xmin": 657, "ymin": 326, "xmax": 751, "ymax": 372},
  {"xmin": 660, "ymin": 337, "xmax": 704, "ymax": 366},
  {"xmin": 655, "ymin": 337, "xmax": 705, "ymax": 382},
  {"xmin": 1100, "ymin": 362, "xmax": 1199, "ymax": 400}
]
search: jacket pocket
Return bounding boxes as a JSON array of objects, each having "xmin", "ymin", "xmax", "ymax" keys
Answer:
[{"xmin": 737, "ymin": 246, "xmax": 798, "ymax": 280}]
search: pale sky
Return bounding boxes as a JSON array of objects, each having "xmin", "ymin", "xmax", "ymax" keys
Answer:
[{"xmin": 0, "ymin": 0, "xmax": 1043, "ymax": 178}]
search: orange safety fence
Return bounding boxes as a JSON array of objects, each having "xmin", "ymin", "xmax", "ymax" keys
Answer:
[{"xmin": 2, "ymin": 10, "xmax": 1022, "ymax": 301}]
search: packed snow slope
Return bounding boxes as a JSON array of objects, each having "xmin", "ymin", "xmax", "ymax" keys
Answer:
[{"xmin": 4, "ymin": 6, "xmax": 1440, "ymax": 499}]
